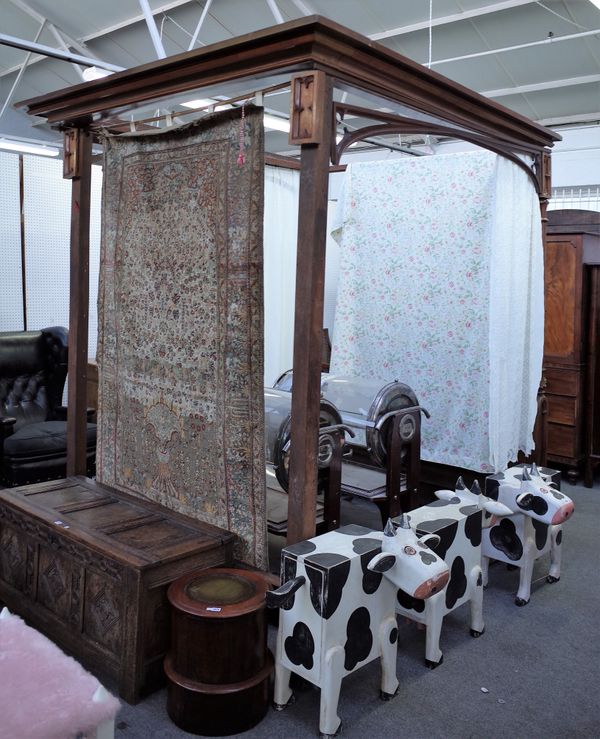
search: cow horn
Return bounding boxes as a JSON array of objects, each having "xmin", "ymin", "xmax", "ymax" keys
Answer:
[
  {"xmin": 397, "ymin": 514, "xmax": 411, "ymax": 530},
  {"xmin": 456, "ymin": 476, "xmax": 466, "ymax": 491},
  {"xmin": 522, "ymin": 466, "xmax": 532, "ymax": 481},
  {"xmin": 384, "ymin": 519, "xmax": 397, "ymax": 537},
  {"xmin": 531, "ymin": 462, "xmax": 541, "ymax": 477},
  {"xmin": 470, "ymin": 479, "xmax": 482, "ymax": 495}
]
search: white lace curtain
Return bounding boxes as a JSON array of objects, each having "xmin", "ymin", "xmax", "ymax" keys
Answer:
[
  {"xmin": 263, "ymin": 166, "xmax": 299, "ymax": 386},
  {"xmin": 330, "ymin": 151, "xmax": 544, "ymax": 472}
]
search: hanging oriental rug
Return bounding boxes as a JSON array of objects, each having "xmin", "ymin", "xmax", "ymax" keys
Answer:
[{"xmin": 96, "ymin": 107, "xmax": 266, "ymax": 568}]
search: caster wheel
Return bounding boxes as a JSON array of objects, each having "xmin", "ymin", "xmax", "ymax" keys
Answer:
[
  {"xmin": 546, "ymin": 575, "xmax": 560, "ymax": 584},
  {"xmin": 470, "ymin": 627, "xmax": 485, "ymax": 638},
  {"xmin": 514, "ymin": 597, "xmax": 529, "ymax": 607},
  {"xmin": 425, "ymin": 655, "xmax": 443, "ymax": 669}
]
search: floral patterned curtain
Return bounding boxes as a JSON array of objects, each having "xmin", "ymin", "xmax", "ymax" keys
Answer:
[{"xmin": 330, "ymin": 150, "xmax": 543, "ymax": 472}]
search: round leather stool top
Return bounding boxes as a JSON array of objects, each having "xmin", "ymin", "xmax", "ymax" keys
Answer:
[{"xmin": 167, "ymin": 568, "xmax": 270, "ymax": 618}]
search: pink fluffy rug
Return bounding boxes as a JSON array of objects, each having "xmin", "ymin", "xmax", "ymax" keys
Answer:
[{"xmin": 0, "ymin": 610, "xmax": 120, "ymax": 739}]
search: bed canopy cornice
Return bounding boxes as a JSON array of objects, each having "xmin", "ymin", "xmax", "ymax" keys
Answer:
[{"xmin": 16, "ymin": 16, "xmax": 560, "ymax": 548}]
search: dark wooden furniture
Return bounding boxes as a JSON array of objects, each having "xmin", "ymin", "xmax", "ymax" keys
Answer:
[
  {"xmin": 17, "ymin": 15, "xmax": 559, "ymax": 544},
  {"xmin": 0, "ymin": 476, "xmax": 235, "ymax": 702},
  {"xmin": 544, "ymin": 210, "xmax": 600, "ymax": 485},
  {"xmin": 165, "ymin": 568, "xmax": 272, "ymax": 736}
]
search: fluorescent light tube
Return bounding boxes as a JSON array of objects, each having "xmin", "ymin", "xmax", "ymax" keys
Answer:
[
  {"xmin": 263, "ymin": 113, "xmax": 290, "ymax": 133},
  {"xmin": 0, "ymin": 140, "xmax": 59, "ymax": 157},
  {"xmin": 82, "ymin": 66, "xmax": 113, "ymax": 81}
]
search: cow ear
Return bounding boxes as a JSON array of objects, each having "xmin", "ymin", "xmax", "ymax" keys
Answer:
[
  {"xmin": 420, "ymin": 533, "xmax": 440, "ymax": 550},
  {"xmin": 516, "ymin": 492, "xmax": 533, "ymax": 510},
  {"xmin": 456, "ymin": 476, "xmax": 466, "ymax": 491},
  {"xmin": 435, "ymin": 489, "xmax": 456, "ymax": 501},
  {"xmin": 482, "ymin": 499, "xmax": 513, "ymax": 517},
  {"xmin": 368, "ymin": 552, "xmax": 396, "ymax": 573}
]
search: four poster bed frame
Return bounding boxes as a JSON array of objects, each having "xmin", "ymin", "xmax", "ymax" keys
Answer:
[{"xmin": 17, "ymin": 16, "xmax": 560, "ymax": 548}]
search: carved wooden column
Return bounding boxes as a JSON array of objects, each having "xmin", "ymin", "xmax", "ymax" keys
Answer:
[
  {"xmin": 286, "ymin": 71, "xmax": 333, "ymax": 544},
  {"xmin": 63, "ymin": 127, "xmax": 93, "ymax": 476},
  {"xmin": 537, "ymin": 150, "xmax": 552, "ymax": 242}
]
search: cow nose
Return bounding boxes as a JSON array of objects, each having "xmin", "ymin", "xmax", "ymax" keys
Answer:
[
  {"xmin": 551, "ymin": 501, "xmax": 574, "ymax": 524},
  {"xmin": 413, "ymin": 570, "xmax": 450, "ymax": 600}
]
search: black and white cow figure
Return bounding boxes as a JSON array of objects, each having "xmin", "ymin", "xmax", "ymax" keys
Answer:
[
  {"xmin": 266, "ymin": 519, "xmax": 450, "ymax": 738},
  {"xmin": 481, "ymin": 463, "xmax": 574, "ymax": 606},
  {"xmin": 393, "ymin": 478, "xmax": 485, "ymax": 667}
]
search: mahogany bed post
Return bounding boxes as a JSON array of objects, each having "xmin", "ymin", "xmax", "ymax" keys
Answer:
[
  {"xmin": 63, "ymin": 127, "xmax": 93, "ymax": 476},
  {"xmin": 286, "ymin": 71, "xmax": 333, "ymax": 544}
]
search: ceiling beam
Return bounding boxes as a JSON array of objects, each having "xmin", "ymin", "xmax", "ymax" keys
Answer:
[
  {"xmin": 138, "ymin": 0, "xmax": 167, "ymax": 58},
  {"xmin": 483, "ymin": 74, "xmax": 600, "ymax": 98},
  {"xmin": 290, "ymin": 0, "xmax": 315, "ymax": 15},
  {"xmin": 0, "ymin": 32, "xmax": 124, "ymax": 71},
  {"xmin": 0, "ymin": 20, "xmax": 45, "ymax": 120},
  {"xmin": 369, "ymin": 0, "xmax": 538, "ymax": 41},
  {"xmin": 187, "ymin": 0, "xmax": 213, "ymax": 50},
  {"xmin": 79, "ymin": 0, "xmax": 199, "ymax": 42},
  {"xmin": 265, "ymin": 0, "xmax": 285, "ymax": 24}
]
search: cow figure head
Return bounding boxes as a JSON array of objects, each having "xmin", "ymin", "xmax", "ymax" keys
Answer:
[
  {"xmin": 434, "ymin": 476, "xmax": 482, "ymax": 506},
  {"xmin": 484, "ymin": 464, "xmax": 574, "ymax": 524},
  {"xmin": 368, "ymin": 517, "xmax": 450, "ymax": 599}
]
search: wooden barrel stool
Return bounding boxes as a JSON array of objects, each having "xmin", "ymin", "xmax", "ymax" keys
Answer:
[{"xmin": 165, "ymin": 567, "xmax": 273, "ymax": 736}]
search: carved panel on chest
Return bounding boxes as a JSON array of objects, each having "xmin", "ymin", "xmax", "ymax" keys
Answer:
[{"xmin": 0, "ymin": 476, "xmax": 235, "ymax": 702}]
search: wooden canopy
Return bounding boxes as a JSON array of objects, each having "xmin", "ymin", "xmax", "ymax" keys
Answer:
[{"xmin": 17, "ymin": 15, "xmax": 559, "ymax": 546}]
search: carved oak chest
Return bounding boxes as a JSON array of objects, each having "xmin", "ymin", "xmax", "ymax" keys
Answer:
[{"xmin": 0, "ymin": 476, "xmax": 235, "ymax": 702}]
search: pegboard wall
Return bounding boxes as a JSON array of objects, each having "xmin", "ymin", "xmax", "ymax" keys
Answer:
[
  {"xmin": 0, "ymin": 152, "xmax": 24, "ymax": 332},
  {"xmin": 22, "ymin": 156, "xmax": 103, "ymax": 359}
]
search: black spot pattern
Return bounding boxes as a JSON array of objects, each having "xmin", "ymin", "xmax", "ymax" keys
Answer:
[
  {"xmin": 464, "ymin": 510, "xmax": 482, "ymax": 547},
  {"xmin": 489, "ymin": 519, "xmax": 523, "ymax": 561},
  {"xmin": 305, "ymin": 553, "xmax": 350, "ymax": 619},
  {"xmin": 486, "ymin": 478, "xmax": 500, "ymax": 501},
  {"xmin": 551, "ymin": 490, "xmax": 565, "ymax": 500},
  {"xmin": 285, "ymin": 621, "xmax": 315, "ymax": 670},
  {"xmin": 419, "ymin": 550, "xmax": 437, "ymax": 565},
  {"xmin": 282, "ymin": 556, "xmax": 298, "ymax": 610},
  {"xmin": 556, "ymin": 529, "xmax": 563, "ymax": 546},
  {"xmin": 397, "ymin": 588, "xmax": 425, "ymax": 613},
  {"xmin": 417, "ymin": 519, "xmax": 458, "ymax": 560},
  {"xmin": 344, "ymin": 608, "xmax": 373, "ymax": 671},
  {"xmin": 389, "ymin": 627, "xmax": 398, "ymax": 644},
  {"xmin": 286, "ymin": 540, "xmax": 316, "ymax": 556},
  {"xmin": 352, "ymin": 538, "xmax": 381, "ymax": 554},
  {"xmin": 445, "ymin": 556, "xmax": 467, "ymax": 609},
  {"xmin": 337, "ymin": 524, "xmax": 372, "ymax": 536},
  {"xmin": 517, "ymin": 494, "xmax": 548, "ymax": 516},
  {"xmin": 353, "ymin": 540, "xmax": 383, "ymax": 594},
  {"xmin": 428, "ymin": 498, "xmax": 461, "ymax": 507},
  {"xmin": 532, "ymin": 519, "xmax": 549, "ymax": 550},
  {"xmin": 477, "ymin": 572, "xmax": 483, "ymax": 586}
]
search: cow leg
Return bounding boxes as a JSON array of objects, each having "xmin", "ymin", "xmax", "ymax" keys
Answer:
[
  {"xmin": 424, "ymin": 591, "xmax": 444, "ymax": 668},
  {"xmin": 481, "ymin": 555, "xmax": 490, "ymax": 588},
  {"xmin": 515, "ymin": 551, "xmax": 534, "ymax": 606},
  {"xmin": 469, "ymin": 566, "xmax": 485, "ymax": 637},
  {"xmin": 319, "ymin": 645, "xmax": 344, "ymax": 738},
  {"xmin": 378, "ymin": 615, "xmax": 399, "ymax": 700},
  {"xmin": 273, "ymin": 634, "xmax": 294, "ymax": 710},
  {"xmin": 547, "ymin": 525, "xmax": 563, "ymax": 583}
]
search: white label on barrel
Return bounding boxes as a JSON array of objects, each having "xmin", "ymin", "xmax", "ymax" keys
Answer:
[{"xmin": 206, "ymin": 607, "xmax": 222, "ymax": 612}]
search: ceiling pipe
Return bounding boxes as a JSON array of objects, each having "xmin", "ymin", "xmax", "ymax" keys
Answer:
[
  {"xmin": 0, "ymin": 32, "xmax": 124, "ymax": 71},
  {"xmin": 0, "ymin": 20, "xmax": 45, "ymax": 121},
  {"xmin": 370, "ymin": 0, "xmax": 537, "ymax": 41},
  {"xmin": 431, "ymin": 28, "xmax": 600, "ymax": 66}
]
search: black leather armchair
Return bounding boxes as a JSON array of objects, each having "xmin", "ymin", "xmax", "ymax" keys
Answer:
[{"xmin": 0, "ymin": 327, "xmax": 96, "ymax": 487}]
